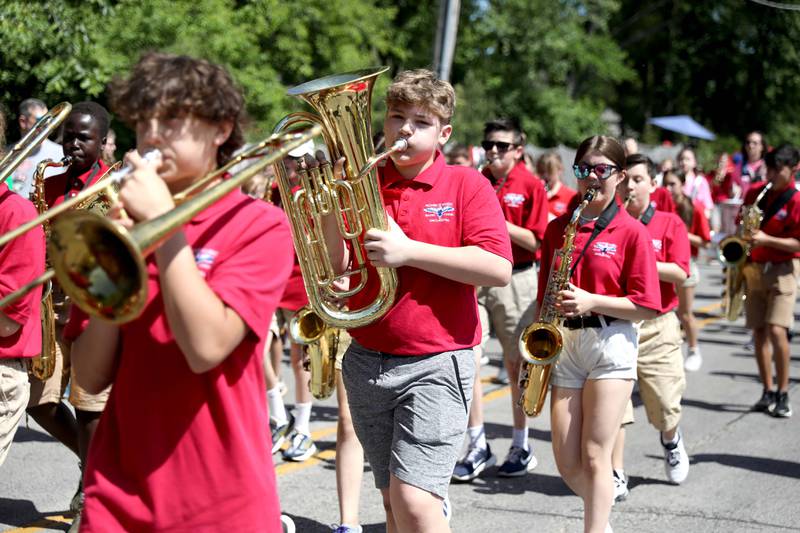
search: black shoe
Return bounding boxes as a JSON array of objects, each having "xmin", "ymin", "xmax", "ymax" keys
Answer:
[
  {"xmin": 753, "ymin": 389, "xmax": 777, "ymax": 412},
  {"xmin": 771, "ymin": 392, "xmax": 792, "ymax": 418}
]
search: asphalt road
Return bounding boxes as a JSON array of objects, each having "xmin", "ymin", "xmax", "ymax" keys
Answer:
[{"xmin": 1, "ymin": 263, "xmax": 798, "ymax": 532}]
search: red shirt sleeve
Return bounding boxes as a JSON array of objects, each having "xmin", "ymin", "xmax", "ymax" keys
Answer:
[
  {"xmin": 665, "ymin": 214, "xmax": 691, "ymax": 276},
  {"xmin": 462, "ymin": 177, "xmax": 514, "ymax": 262},
  {"xmin": 621, "ymin": 223, "xmax": 661, "ymax": 311},
  {"xmin": 0, "ymin": 194, "xmax": 45, "ymax": 325},
  {"xmin": 526, "ymin": 178, "xmax": 549, "ymax": 241},
  {"xmin": 63, "ymin": 305, "xmax": 90, "ymax": 342},
  {"xmin": 691, "ymin": 201, "xmax": 712, "ymax": 242}
]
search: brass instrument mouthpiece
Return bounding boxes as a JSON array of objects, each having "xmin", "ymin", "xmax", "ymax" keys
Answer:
[{"xmin": 108, "ymin": 149, "xmax": 162, "ymax": 184}]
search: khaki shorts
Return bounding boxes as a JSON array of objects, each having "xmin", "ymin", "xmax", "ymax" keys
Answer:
[
  {"xmin": 551, "ymin": 319, "xmax": 638, "ymax": 389},
  {"xmin": 334, "ymin": 329, "xmax": 352, "ymax": 371},
  {"xmin": 1, "ymin": 359, "xmax": 30, "ymax": 466},
  {"xmin": 743, "ymin": 259, "xmax": 800, "ymax": 330},
  {"xmin": 681, "ymin": 259, "xmax": 700, "ymax": 288},
  {"xmin": 621, "ymin": 312, "xmax": 685, "ymax": 431},
  {"xmin": 478, "ymin": 265, "xmax": 538, "ymax": 362}
]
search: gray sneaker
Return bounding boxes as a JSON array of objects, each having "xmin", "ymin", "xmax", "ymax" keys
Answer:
[
  {"xmin": 282, "ymin": 431, "xmax": 317, "ymax": 462},
  {"xmin": 271, "ymin": 413, "xmax": 295, "ymax": 454}
]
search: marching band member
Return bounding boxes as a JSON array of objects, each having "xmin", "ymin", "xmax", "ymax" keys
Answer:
[
  {"xmin": 0, "ymin": 108, "xmax": 46, "ymax": 468},
  {"xmin": 329, "ymin": 69, "xmax": 512, "ymax": 532},
  {"xmin": 68, "ymin": 52, "xmax": 293, "ymax": 532},
  {"xmin": 541, "ymin": 136, "xmax": 660, "ymax": 533},
  {"xmin": 741, "ymin": 144, "xmax": 800, "ymax": 418},
  {"xmin": 25, "ymin": 102, "xmax": 112, "ymax": 521},
  {"xmin": 537, "ymin": 151, "xmax": 578, "ymax": 221},
  {"xmin": 611, "ymin": 154, "xmax": 692, "ymax": 503},
  {"xmin": 453, "ymin": 118, "xmax": 546, "ymax": 483}
]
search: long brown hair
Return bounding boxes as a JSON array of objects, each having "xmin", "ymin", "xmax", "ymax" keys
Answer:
[
  {"xmin": 665, "ymin": 170, "xmax": 694, "ymax": 228},
  {"xmin": 574, "ymin": 135, "xmax": 626, "ymax": 169}
]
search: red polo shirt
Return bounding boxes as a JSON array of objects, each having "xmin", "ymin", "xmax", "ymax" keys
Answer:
[
  {"xmin": 483, "ymin": 161, "xmax": 548, "ymax": 264},
  {"xmin": 547, "ymin": 183, "xmax": 578, "ymax": 221},
  {"xmin": 744, "ymin": 180, "xmax": 800, "ymax": 263},
  {"xmin": 279, "ymin": 258, "xmax": 309, "ymax": 311},
  {"xmin": 640, "ymin": 209, "xmax": 691, "ymax": 313},
  {"xmin": 688, "ymin": 200, "xmax": 711, "ymax": 257},
  {"xmin": 79, "ymin": 190, "xmax": 292, "ymax": 533},
  {"xmin": 538, "ymin": 204, "xmax": 660, "ymax": 313},
  {"xmin": 651, "ymin": 186, "xmax": 676, "ymax": 214},
  {"xmin": 347, "ymin": 152, "xmax": 512, "ymax": 355},
  {"xmin": 0, "ymin": 184, "xmax": 45, "ymax": 359},
  {"xmin": 44, "ymin": 160, "xmax": 109, "ymax": 208}
]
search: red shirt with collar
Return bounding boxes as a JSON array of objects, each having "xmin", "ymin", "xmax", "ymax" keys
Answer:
[
  {"xmin": 79, "ymin": 190, "xmax": 292, "ymax": 533},
  {"xmin": 744, "ymin": 180, "xmax": 800, "ymax": 263},
  {"xmin": 43, "ymin": 160, "xmax": 109, "ymax": 208},
  {"xmin": 347, "ymin": 152, "xmax": 512, "ymax": 355},
  {"xmin": 688, "ymin": 200, "xmax": 711, "ymax": 257},
  {"xmin": 0, "ymin": 184, "xmax": 45, "ymax": 358},
  {"xmin": 279, "ymin": 257, "xmax": 309, "ymax": 311},
  {"xmin": 547, "ymin": 182, "xmax": 578, "ymax": 221},
  {"xmin": 483, "ymin": 161, "xmax": 548, "ymax": 264},
  {"xmin": 538, "ymin": 202, "xmax": 660, "ymax": 313},
  {"xmin": 639, "ymin": 208, "xmax": 691, "ymax": 313},
  {"xmin": 651, "ymin": 186, "xmax": 676, "ymax": 214}
]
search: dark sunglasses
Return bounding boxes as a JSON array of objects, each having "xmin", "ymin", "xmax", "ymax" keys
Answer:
[
  {"xmin": 573, "ymin": 163, "xmax": 620, "ymax": 180},
  {"xmin": 481, "ymin": 140, "xmax": 517, "ymax": 152}
]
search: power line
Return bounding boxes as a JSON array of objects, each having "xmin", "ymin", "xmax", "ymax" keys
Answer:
[{"xmin": 748, "ymin": 0, "xmax": 800, "ymax": 11}]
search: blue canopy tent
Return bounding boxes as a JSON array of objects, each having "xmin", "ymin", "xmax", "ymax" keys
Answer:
[{"xmin": 648, "ymin": 115, "xmax": 716, "ymax": 141}]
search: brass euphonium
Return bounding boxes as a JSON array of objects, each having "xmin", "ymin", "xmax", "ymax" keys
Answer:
[
  {"xmin": 27, "ymin": 156, "xmax": 72, "ymax": 380},
  {"xmin": 273, "ymin": 67, "xmax": 406, "ymax": 329},
  {"xmin": 518, "ymin": 189, "xmax": 595, "ymax": 417},
  {"xmin": 0, "ymin": 102, "xmax": 71, "ymax": 182},
  {"xmin": 289, "ymin": 306, "xmax": 339, "ymax": 400},
  {"xmin": 718, "ymin": 182, "xmax": 773, "ymax": 321},
  {"xmin": 43, "ymin": 128, "xmax": 321, "ymax": 323}
]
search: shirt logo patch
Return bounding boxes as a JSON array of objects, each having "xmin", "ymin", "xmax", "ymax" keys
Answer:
[
  {"xmin": 776, "ymin": 207, "xmax": 788, "ymax": 221},
  {"xmin": 423, "ymin": 202, "xmax": 455, "ymax": 222},
  {"xmin": 503, "ymin": 192, "xmax": 526, "ymax": 208},
  {"xmin": 592, "ymin": 241, "xmax": 617, "ymax": 258},
  {"xmin": 194, "ymin": 248, "xmax": 219, "ymax": 277},
  {"xmin": 652, "ymin": 239, "xmax": 663, "ymax": 253}
]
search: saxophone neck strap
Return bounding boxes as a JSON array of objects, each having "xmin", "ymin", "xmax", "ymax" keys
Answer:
[
  {"xmin": 759, "ymin": 186, "xmax": 796, "ymax": 228},
  {"xmin": 569, "ymin": 199, "xmax": 619, "ymax": 279},
  {"xmin": 62, "ymin": 161, "xmax": 101, "ymax": 202},
  {"xmin": 640, "ymin": 202, "xmax": 656, "ymax": 225}
]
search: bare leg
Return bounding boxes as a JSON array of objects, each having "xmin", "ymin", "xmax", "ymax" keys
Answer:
[
  {"xmin": 676, "ymin": 284, "xmax": 698, "ymax": 350},
  {"xmin": 336, "ymin": 372, "xmax": 364, "ymax": 527},
  {"xmin": 290, "ymin": 342, "xmax": 312, "ymax": 405},
  {"xmin": 389, "ymin": 475, "xmax": 449, "ymax": 533},
  {"xmin": 768, "ymin": 324, "xmax": 790, "ymax": 392},
  {"xmin": 611, "ymin": 426, "xmax": 625, "ymax": 472},
  {"xmin": 505, "ymin": 355, "xmax": 528, "ymax": 433},
  {"xmin": 270, "ymin": 334, "xmax": 284, "ymax": 384},
  {"xmin": 263, "ymin": 332, "xmax": 280, "ymax": 390},
  {"xmin": 753, "ymin": 326, "xmax": 773, "ymax": 390},
  {"xmin": 467, "ymin": 347, "xmax": 484, "ymax": 428},
  {"xmin": 380, "ymin": 487, "xmax": 398, "ymax": 533},
  {"xmin": 26, "ymin": 402, "xmax": 79, "ymax": 457}
]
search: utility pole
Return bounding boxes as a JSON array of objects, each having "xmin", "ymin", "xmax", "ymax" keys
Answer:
[{"xmin": 433, "ymin": 0, "xmax": 460, "ymax": 82}]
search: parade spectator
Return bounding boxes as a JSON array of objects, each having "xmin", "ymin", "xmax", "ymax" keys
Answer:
[{"xmin": 8, "ymin": 99, "xmax": 64, "ymax": 199}]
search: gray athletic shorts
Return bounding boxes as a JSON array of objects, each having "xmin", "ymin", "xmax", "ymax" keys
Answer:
[{"xmin": 341, "ymin": 341, "xmax": 475, "ymax": 499}]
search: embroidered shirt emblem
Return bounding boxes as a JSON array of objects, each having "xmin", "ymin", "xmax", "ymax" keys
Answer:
[
  {"xmin": 592, "ymin": 241, "xmax": 617, "ymax": 258},
  {"xmin": 776, "ymin": 207, "xmax": 788, "ymax": 221},
  {"xmin": 194, "ymin": 248, "xmax": 219, "ymax": 278},
  {"xmin": 503, "ymin": 192, "xmax": 526, "ymax": 208},
  {"xmin": 652, "ymin": 239, "xmax": 663, "ymax": 253},
  {"xmin": 423, "ymin": 202, "xmax": 455, "ymax": 222}
]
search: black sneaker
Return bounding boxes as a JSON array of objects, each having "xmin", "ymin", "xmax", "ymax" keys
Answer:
[
  {"xmin": 771, "ymin": 392, "xmax": 792, "ymax": 418},
  {"xmin": 753, "ymin": 389, "xmax": 777, "ymax": 412}
]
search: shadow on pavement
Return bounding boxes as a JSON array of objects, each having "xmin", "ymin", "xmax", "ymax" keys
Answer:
[
  {"xmin": 484, "ymin": 422, "xmax": 552, "ymax": 443},
  {"xmin": 12, "ymin": 425, "xmax": 56, "ymax": 444},
  {"xmin": 710, "ymin": 371, "xmax": 799, "ymax": 384},
  {"xmin": 470, "ymin": 472, "xmax": 573, "ymax": 497},
  {"xmin": 680, "ymin": 397, "xmax": 752, "ymax": 413},
  {"xmin": 0, "ymin": 498, "xmax": 70, "ymax": 530},
  {"xmin": 626, "ymin": 474, "xmax": 673, "ymax": 490},
  {"xmin": 285, "ymin": 513, "xmax": 385, "ymax": 532},
  {"xmin": 690, "ymin": 453, "xmax": 800, "ymax": 479}
]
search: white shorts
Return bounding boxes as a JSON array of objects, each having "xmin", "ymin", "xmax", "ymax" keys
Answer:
[{"xmin": 551, "ymin": 318, "xmax": 638, "ymax": 389}]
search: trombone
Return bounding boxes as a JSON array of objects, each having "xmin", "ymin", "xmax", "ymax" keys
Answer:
[
  {"xmin": 44, "ymin": 126, "xmax": 321, "ymax": 323},
  {"xmin": 0, "ymin": 103, "xmax": 71, "ymax": 181}
]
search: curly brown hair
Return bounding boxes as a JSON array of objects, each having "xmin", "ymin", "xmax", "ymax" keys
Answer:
[
  {"xmin": 108, "ymin": 52, "xmax": 245, "ymax": 165},
  {"xmin": 385, "ymin": 69, "xmax": 455, "ymax": 125}
]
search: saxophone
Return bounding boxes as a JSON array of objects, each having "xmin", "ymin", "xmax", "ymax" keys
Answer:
[
  {"xmin": 28, "ymin": 157, "xmax": 71, "ymax": 381},
  {"xmin": 289, "ymin": 306, "xmax": 340, "ymax": 400},
  {"xmin": 517, "ymin": 189, "xmax": 595, "ymax": 416},
  {"xmin": 718, "ymin": 182, "xmax": 773, "ymax": 321}
]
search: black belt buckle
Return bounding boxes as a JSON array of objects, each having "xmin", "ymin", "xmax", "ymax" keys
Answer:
[{"xmin": 512, "ymin": 261, "xmax": 534, "ymax": 272}]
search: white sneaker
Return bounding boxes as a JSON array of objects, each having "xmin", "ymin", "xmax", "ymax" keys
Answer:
[
  {"xmin": 480, "ymin": 353, "xmax": 490, "ymax": 366},
  {"xmin": 442, "ymin": 495, "xmax": 452, "ymax": 523},
  {"xmin": 281, "ymin": 514, "xmax": 296, "ymax": 533},
  {"xmin": 612, "ymin": 469, "xmax": 629, "ymax": 504},
  {"xmin": 684, "ymin": 348, "xmax": 702, "ymax": 372},
  {"xmin": 662, "ymin": 430, "xmax": 689, "ymax": 484}
]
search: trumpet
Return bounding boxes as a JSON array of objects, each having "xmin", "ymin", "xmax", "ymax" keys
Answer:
[
  {"xmin": 273, "ymin": 67, "xmax": 405, "ymax": 329},
  {"xmin": 289, "ymin": 306, "xmax": 339, "ymax": 400},
  {"xmin": 0, "ymin": 102, "xmax": 71, "ymax": 181},
  {"xmin": 44, "ymin": 127, "xmax": 321, "ymax": 323}
]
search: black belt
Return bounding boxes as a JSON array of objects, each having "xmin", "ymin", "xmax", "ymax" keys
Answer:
[
  {"xmin": 512, "ymin": 261, "xmax": 534, "ymax": 272},
  {"xmin": 563, "ymin": 315, "xmax": 617, "ymax": 330}
]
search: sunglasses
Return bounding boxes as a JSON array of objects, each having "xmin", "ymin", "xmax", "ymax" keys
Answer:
[
  {"xmin": 572, "ymin": 163, "xmax": 620, "ymax": 180},
  {"xmin": 481, "ymin": 140, "xmax": 517, "ymax": 153}
]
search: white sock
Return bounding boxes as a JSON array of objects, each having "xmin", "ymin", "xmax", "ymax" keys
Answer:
[
  {"xmin": 663, "ymin": 431, "xmax": 680, "ymax": 446},
  {"xmin": 614, "ymin": 468, "xmax": 625, "ymax": 479},
  {"xmin": 294, "ymin": 402, "xmax": 313, "ymax": 435},
  {"xmin": 267, "ymin": 387, "xmax": 287, "ymax": 424},
  {"xmin": 512, "ymin": 427, "xmax": 529, "ymax": 451},
  {"xmin": 467, "ymin": 425, "xmax": 486, "ymax": 450}
]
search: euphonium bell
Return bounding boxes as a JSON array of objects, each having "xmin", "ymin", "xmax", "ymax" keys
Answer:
[{"xmin": 273, "ymin": 67, "xmax": 405, "ymax": 329}]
